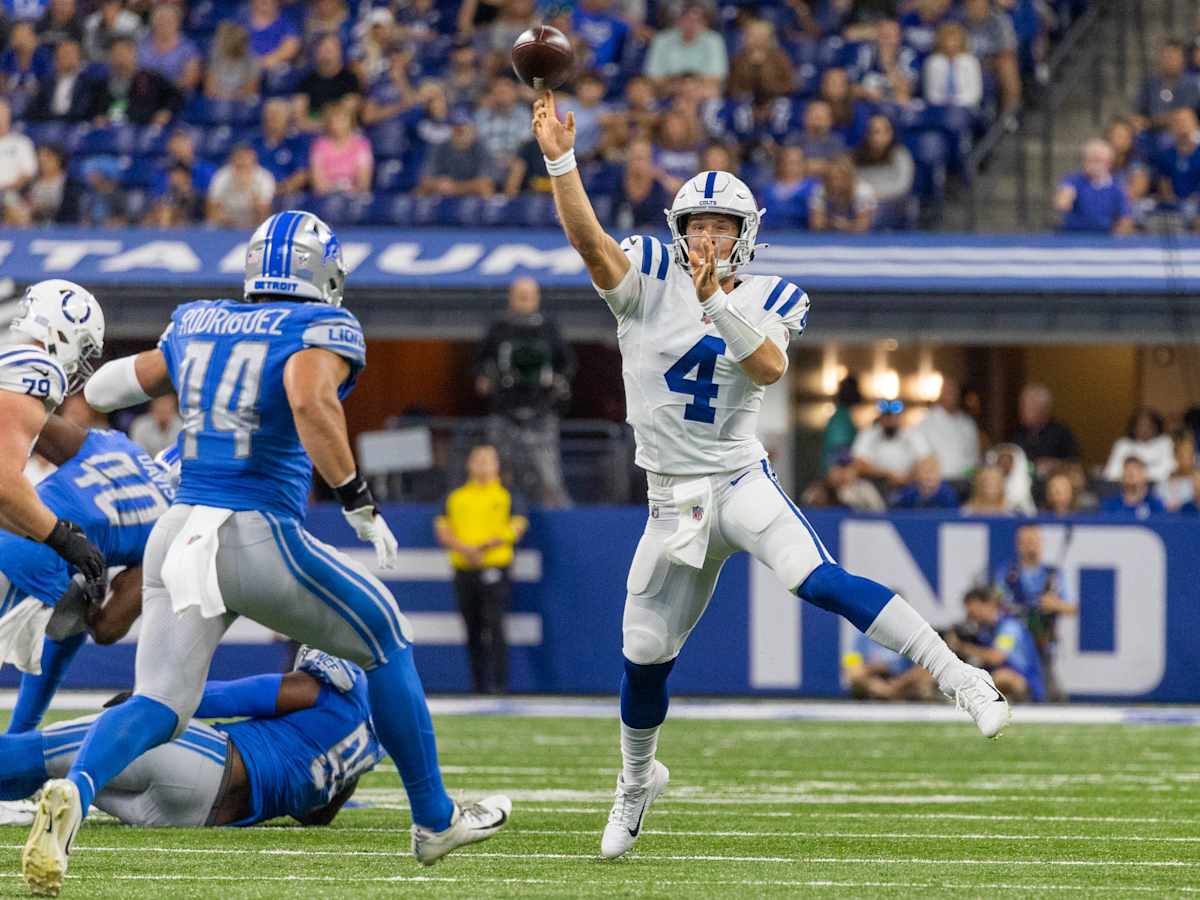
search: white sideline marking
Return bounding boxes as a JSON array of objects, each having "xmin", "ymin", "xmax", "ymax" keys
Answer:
[
  {"xmin": 513, "ymin": 829, "xmax": 1200, "ymax": 843},
  {"xmin": 472, "ymin": 808, "xmax": 1182, "ymax": 825}
]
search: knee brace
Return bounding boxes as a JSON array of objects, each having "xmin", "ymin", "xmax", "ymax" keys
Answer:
[{"xmin": 797, "ymin": 562, "xmax": 895, "ymax": 633}]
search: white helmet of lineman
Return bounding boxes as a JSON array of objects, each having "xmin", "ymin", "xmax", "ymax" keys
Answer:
[
  {"xmin": 665, "ymin": 170, "xmax": 767, "ymax": 280},
  {"xmin": 243, "ymin": 209, "xmax": 347, "ymax": 306},
  {"xmin": 10, "ymin": 279, "xmax": 105, "ymax": 394}
]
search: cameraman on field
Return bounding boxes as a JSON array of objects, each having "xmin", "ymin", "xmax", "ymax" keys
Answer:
[
  {"xmin": 475, "ymin": 277, "xmax": 576, "ymax": 508},
  {"xmin": 947, "ymin": 586, "xmax": 1045, "ymax": 703}
]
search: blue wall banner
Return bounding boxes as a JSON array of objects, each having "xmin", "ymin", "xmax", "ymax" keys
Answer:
[
  {"xmin": 2, "ymin": 228, "xmax": 1200, "ymax": 293},
  {"xmin": 4, "ymin": 506, "xmax": 1197, "ymax": 702}
]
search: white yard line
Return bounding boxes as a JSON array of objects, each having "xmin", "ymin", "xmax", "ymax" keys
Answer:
[{"xmin": 511, "ymin": 829, "xmax": 1200, "ymax": 843}]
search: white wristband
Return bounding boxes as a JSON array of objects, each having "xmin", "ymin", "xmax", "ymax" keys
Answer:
[
  {"xmin": 544, "ymin": 148, "xmax": 577, "ymax": 176},
  {"xmin": 701, "ymin": 289, "xmax": 766, "ymax": 362},
  {"xmin": 84, "ymin": 355, "xmax": 151, "ymax": 413}
]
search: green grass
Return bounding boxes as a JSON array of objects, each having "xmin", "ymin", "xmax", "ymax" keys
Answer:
[{"xmin": 3, "ymin": 710, "xmax": 1199, "ymax": 898}]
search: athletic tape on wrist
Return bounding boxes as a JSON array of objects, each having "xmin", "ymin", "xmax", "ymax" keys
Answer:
[
  {"xmin": 544, "ymin": 148, "xmax": 577, "ymax": 176},
  {"xmin": 701, "ymin": 289, "xmax": 766, "ymax": 362}
]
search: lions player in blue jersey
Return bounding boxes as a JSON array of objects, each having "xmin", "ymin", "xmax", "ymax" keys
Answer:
[
  {"xmin": 21, "ymin": 211, "xmax": 509, "ymax": 897},
  {"xmin": 0, "ymin": 414, "xmax": 178, "ymax": 735},
  {"xmin": 0, "ymin": 281, "xmax": 109, "ymax": 622},
  {"xmin": 0, "ymin": 648, "xmax": 382, "ymax": 830}
]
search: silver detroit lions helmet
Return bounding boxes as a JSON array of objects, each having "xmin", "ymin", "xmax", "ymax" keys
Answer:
[{"xmin": 244, "ymin": 210, "xmax": 347, "ymax": 306}]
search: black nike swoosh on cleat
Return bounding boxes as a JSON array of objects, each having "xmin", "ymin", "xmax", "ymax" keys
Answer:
[
  {"xmin": 472, "ymin": 808, "xmax": 507, "ymax": 833},
  {"xmin": 626, "ymin": 795, "xmax": 652, "ymax": 838}
]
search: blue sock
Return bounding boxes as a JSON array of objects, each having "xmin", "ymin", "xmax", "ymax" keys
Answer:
[
  {"xmin": 620, "ymin": 657, "xmax": 676, "ymax": 729},
  {"xmin": 366, "ymin": 647, "xmax": 454, "ymax": 831},
  {"xmin": 0, "ymin": 732, "xmax": 48, "ymax": 799},
  {"xmin": 67, "ymin": 695, "xmax": 177, "ymax": 815},
  {"xmin": 8, "ymin": 633, "xmax": 87, "ymax": 734},
  {"xmin": 797, "ymin": 562, "xmax": 894, "ymax": 632}
]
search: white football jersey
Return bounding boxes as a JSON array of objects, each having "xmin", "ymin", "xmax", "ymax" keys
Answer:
[
  {"xmin": 0, "ymin": 344, "xmax": 67, "ymax": 412},
  {"xmin": 596, "ymin": 234, "xmax": 809, "ymax": 476}
]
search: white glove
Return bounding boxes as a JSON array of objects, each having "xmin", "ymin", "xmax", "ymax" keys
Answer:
[{"xmin": 342, "ymin": 506, "xmax": 400, "ymax": 569}]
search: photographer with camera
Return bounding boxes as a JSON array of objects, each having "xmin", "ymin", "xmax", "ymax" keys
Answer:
[{"xmin": 947, "ymin": 586, "xmax": 1045, "ymax": 703}]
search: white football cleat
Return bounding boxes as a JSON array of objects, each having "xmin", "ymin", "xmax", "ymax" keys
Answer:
[
  {"xmin": 947, "ymin": 666, "xmax": 1012, "ymax": 738},
  {"xmin": 600, "ymin": 760, "xmax": 669, "ymax": 860},
  {"xmin": 411, "ymin": 795, "xmax": 511, "ymax": 866},
  {"xmin": 22, "ymin": 779, "xmax": 82, "ymax": 897}
]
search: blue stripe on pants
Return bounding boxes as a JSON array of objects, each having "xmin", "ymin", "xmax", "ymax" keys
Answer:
[{"xmin": 760, "ymin": 460, "xmax": 833, "ymax": 563}]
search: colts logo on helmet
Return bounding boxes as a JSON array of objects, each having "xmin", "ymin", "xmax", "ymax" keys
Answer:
[{"xmin": 59, "ymin": 289, "xmax": 91, "ymax": 324}]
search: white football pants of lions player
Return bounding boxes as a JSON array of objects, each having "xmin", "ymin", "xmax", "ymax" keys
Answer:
[{"xmin": 622, "ymin": 459, "xmax": 828, "ymax": 666}]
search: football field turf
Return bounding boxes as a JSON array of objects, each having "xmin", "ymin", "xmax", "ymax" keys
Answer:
[{"xmin": 1, "ymin": 707, "xmax": 1198, "ymax": 898}]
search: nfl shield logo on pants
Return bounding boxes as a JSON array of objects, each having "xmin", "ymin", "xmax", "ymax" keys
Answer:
[{"xmin": 691, "ymin": 505, "xmax": 704, "ymax": 521}]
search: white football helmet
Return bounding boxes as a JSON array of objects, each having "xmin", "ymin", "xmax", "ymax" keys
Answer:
[
  {"xmin": 244, "ymin": 210, "xmax": 347, "ymax": 306},
  {"xmin": 10, "ymin": 279, "xmax": 105, "ymax": 394},
  {"xmin": 665, "ymin": 171, "xmax": 767, "ymax": 279}
]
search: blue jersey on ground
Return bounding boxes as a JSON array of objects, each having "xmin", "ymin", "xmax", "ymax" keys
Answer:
[
  {"xmin": 157, "ymin": 298, "xmax": 366, "ymax": 521},
  {"xmin": 218, "ymin": 663, "xmax": 384, "ymax": 826},
  {"xmin": 0, "ymin": 429, "xmax": 176, "ymax": 610}
]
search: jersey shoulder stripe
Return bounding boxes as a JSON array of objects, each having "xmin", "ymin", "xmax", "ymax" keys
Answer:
[
  {"xmin": 622, "ymin": 235, "xmax": 669, "ymax": 282},
  {"xmin": 301, "ymin": 309, "xmax": 366, "ymax": 366},
  {"xmin": 0, "ymin": 347, "xmax": 67, "ymax": 405},
  {"xmin": 776, "ymin": 284, "xmax": 807, "ymax": 317},
  {"xmin": 762, "ymin": 278, "xmax": 788, "ymax": 311}
]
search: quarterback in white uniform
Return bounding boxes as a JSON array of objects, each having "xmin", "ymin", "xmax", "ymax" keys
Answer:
[{"xmin": 530, "ymin": 92, "xmax": 1012, "ymax": 860}]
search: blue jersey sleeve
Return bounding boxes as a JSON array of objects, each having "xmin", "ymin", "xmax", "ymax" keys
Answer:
[{"xmin": 300, "ymin": 309, "xmax": 366, "ymax": 370}]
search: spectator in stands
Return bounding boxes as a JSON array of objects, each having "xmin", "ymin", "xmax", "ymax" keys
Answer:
[
  {"xmin": 480, "ymin": 0, "xmax": 536, "ymax": 62},
  {"xmin": 435, "ymin": 444, "xmax": 528, "ymax": 695},
  {"xmin": 1101, "ymin": 456, "xmax": 1166, "ymax": 519},
  {"xmin": 852, "ymin": 399, "xmax": 930, "ymax": 486},
  {"xmin": 241, "ymin": 0, "xmax": 302, "ymax": 74},
  {"xmin": 128, "ymin": 395, "xmax": 182, "ymax": 458},
  {"xmin": 653, "ymin": 109, "xmax": 700, "ymax": 185},
  {"xmin": 1011, "ymin": 383, "xmax": 1079, "ymax": 476},
  {"xmin": 27, "ymin": 37, "xmax": 92, "ymax": 120},
  {"xmin": 613, "ymin": 138, "xmax": 675, "ymax": 229},
  {"xmin": 557, "ymin": 72, "xmax": 608, "ymax": 159},
  {"xmin": 206, "ymin": 143, "xmax": 276, "ymax": 229},
  {"xmin": 144, "ymin": 162, "xmax": 200, "ymax": 226},
  {"xmin": 617, "ymin": 75, "xmax": 660, "ymax": 139},
  {"xmin": 1041, "ymin": 469, "xmax": 1077, "ymax": 516},
  {"xmin": 922, "ymin": 22, "xmax": 983, "ymax": 116},
  {"xmin": 1135, "ymin": 39, "xmax": 1200, "ymax": 131},
  {"xmin": 17, "ymin": 142, "xmax": 70, "ymax": 225},
  {"xmin": 204, "ymin": 22, "xmax": 261, "ymax": 102},
  {"xmin": 794, "ymin": 101, "xmax": 846, "ymax": 177},
  {"xmin": 89, "ymin": 35, "xmax": 182, "ymax": 127},
  {"xmin": 988, "ymin": 442, "xmax": 1036, "ymax": 514},
  {"xmin": 1054, "ymin": 139, "xmax": 1134, "ymax": 235},
  {"xmin": 643, "ymin": 2, "xmax": 728, "ymax": 90},
  {"xmin": 361, "ymin": 46, "xmax": 416, "ymax": 127},
  {"xmin": 810, "ymin": 156, "xmax": 877, "ymax": 233},
  {"xmin": 1179, "ymin": 471, "xmax": 1200, "ymax": 516},
  {"xmin": 411, "ymin": 79, "xmax": 454, "ymax": 153},
  {"xmin": 962, "ymin": 0, "xmax": 1021, "ymax": 117},
  {"xmin": 819, "ymin": 68, "xmax": 870, "ymax": 147},
  {"xmin": 892, "ymin": 455, "xmax": 959, "ymax": 510},
  {"xmin": 849, "ymin": 18, "xmax": 917, "ymax": 106},
  {"xmin": 78, "ymin": 154, "xmax": 128, "ymax": 226},
  {"xmin": 294, "ymin": 33, "xmax": 362, "ymax": 128},
  {"xmin": 303, "ymin": 0, "xmax": 352, "ymax": 50},
  {"xmin": 823, "ymin": 374, "xmax": 861, "ymax": 471},
  {"xmin": 994, "ymin": 524, "xmax": 1075, "ymax": 701},
  {"xmin": 0, "ymin": 97, "xmax": 37, "ymax": 209},
  {"xmin": 252, "ymin": 98, "xmax": 309, "ymax": 195},
  {"xmin": 476, "ymin": 277, "xmax": 575, "ymax": 508},
  {"xmin": 82, "ymin": 0, "xmax": 141, "ymax": 64},
  {"xmin": 1159, "ymin": 428, "xmax": 1197, "ymax": 511},
  {"xmin": 763, "ymin": 145, "xmax": 817, "ymax": 229},
  {"xmin": 35, "ymin": 0, "xmax": 81, "ymax": 49},
  {"xmin": 728, "ymin": 18, "xmax": 793, "ymax": 102},
  {"xmin": 418, "ymin": 110, "xmax": 493, "ymax": 197},
  {"xmin": 700, "ymin": 142, "xmax": 738, "ymax": 175},
  {"xmin": 444, "ymin": 39, "xmax": 486, "ymax": 108},
  {"xmin": 2, "ymin": 20, "xmax": 50, "ymax": 116},
  {"xmin": 1060, "ymin": 458, "xmax": 1099, "ymax": 513},
  {"xmin": 960, "ymin": 464, "xmax": 1013, "ymax": 515},
  {"xmin": 947, "ymin": 586, "xmax": 1045, "ymax": 702},
  {"xmin": 1105, "ymin": 117, "xmax": 1149, "ymax": 201},
  {"xmin": 311, "ymin": 104, "xmax": 374, "ymax": 196},
  {"xmin": 475, "ymin": 76, "xmax": 530, "ymax": 172},
  {"xmin": 138, "ymin": 3, "xmax": 200, "ymax": 95},
  {"xmin": 573, "ymin": 0, "xmax": 629, "ymax": 72},
  {"xmin": 900, "ymin": 0, "xmax": 953, "ymax": 56},
  {"xmin": 152, "ymin": 128, "xmax": 215, "ymax": 200},
  {"xmin": 505, "ymin": 137, "xmax": 553, "ymax": 195},
  {"xmin": 813, "ymin": 450, "xmax": 887, "ymax": 512},
  {"xmin": 1103, "ymin": 407, "xmax": 1172, "ymax": 483},
  {"xmin": 854, "ymin": 114, "xmax": 915, "ymax": 221},
  {"xmin": 1151, "ymin": 108, "xmax": 1200, "ymax": 220},
  {"xmin": 350, "ymin": 7, "xmax": 397, "ymax": 86},
  {"xmin": 915, "ymin": 376, "xmax": 979, "ymax": 479},
  {"xmin": 842, "ymin": 631, "xmax": 935, "ymax": 700}
]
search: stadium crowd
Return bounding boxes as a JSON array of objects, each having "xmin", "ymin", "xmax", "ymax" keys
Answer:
[{"xmin": 0, "ymin": 0, "xmax": 1088, "ymax": 232}]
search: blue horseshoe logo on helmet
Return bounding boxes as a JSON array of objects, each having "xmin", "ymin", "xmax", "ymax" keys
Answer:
[{"xmin": 60, "ymin": 289, "xmax": 91, "ymax": 323}]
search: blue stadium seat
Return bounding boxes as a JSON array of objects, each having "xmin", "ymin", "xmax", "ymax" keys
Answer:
[
  {"xmin": 21, "ymin": 121, "xmax": 69, "ymax": 150},
  {"xmin": 311, "ymin": 192, "xmax": 373, "ymax": 226},
  {"xmin": 135, "ymin": 125, "xmax": 171, "ymax": 157},
  {"xmin": 201, "ymin": 126, "xmax": 236, "ymax": 161},
  {"xmin": 366, "ymin": 120, "xmax": 409, "ymax": 160},
  {"xmin": 373, "ymin": 159, "xmax": 411, "ymax": 192},
  {"xmin": 78, "ymin": 125, "xmax": 136, "ymax": 156},
  {"xmin": 262, "ymin": 65, "xmax": 301, "ymax": 98},
  {"xmin": 374, "ymin": 193, "xmax": 415, "ymax": 227}
]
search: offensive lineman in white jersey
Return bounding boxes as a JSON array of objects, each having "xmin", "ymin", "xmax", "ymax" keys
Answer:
[{"xmin": 530, "ymin": 92, "xmax": 1011, "ymax": 860}]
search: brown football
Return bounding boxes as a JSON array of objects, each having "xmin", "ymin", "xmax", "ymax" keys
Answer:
[{"xmin": 511, "ymin": 25, "xmax": 575, "ymax": 91}]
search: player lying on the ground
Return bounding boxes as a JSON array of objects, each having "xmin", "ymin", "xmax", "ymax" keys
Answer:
[
  {"xmin": 0, "ymin": 281, "xmax": 108, "ymax": 635},
  {"xmin": 1, "ymin": 414, "xmax": 178, "ymax": 735},
  {"xmin": 530, "ymin": 91, "xmax": 1012, "ymax": 862},
  {"xmin": 0, "ymin": 648, "xmax": 382, "ymax": 828},
  {"xmin": 22, "ymin": 210, "xmax": 509, "ymax": 898}
]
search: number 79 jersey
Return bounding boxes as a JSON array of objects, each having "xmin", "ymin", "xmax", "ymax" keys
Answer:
[
  {"xmin": 157, "ymin": 299, "xmax": 366, "ymax": 521},
  {"xmin": 597, "ymin": 235, "xmax": 810, "ymax": 476}
]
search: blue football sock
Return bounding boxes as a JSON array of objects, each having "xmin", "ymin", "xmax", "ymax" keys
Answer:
[
  {"xmin": 366, "ymin": 647, "xmax": 454, "ymax": 831},
  {"xmin": 8, "ymin": 632, "xmax": 87, "ymax": 734},
  {"xmin": 67, "ymin": 695, "xmax": 177, "ymax": 815},
  {"xmin": 620, "ymin": 657, "xmax": 676, "ymax": 729},
  {"xmin": 0, "ymin": 732, "xmax": 48, "ymax": 799},
  {"xmin": 797, "ymin": 562, "xmax": 894, "ymax": 633}
]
